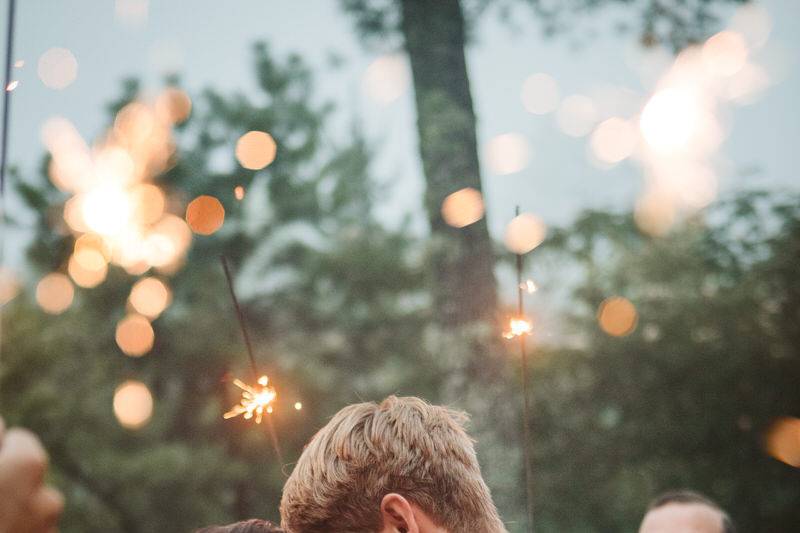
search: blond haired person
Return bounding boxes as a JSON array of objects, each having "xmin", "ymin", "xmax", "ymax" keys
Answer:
[{"xmin": 280, "ymin": 396, "xmax": 507, "ymax": 533}]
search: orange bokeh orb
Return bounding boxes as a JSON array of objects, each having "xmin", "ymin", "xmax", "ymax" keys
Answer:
[
  {"xmin": 441, "ymin": 188, "xmax": 484, "ymax": 228},
  {"xmin": 129, "ymin": 277, "xmax": 171, "ymax": 318},
  {"xmin": 235, "ymin": 131, "xmax": 277, "ymax": 170},
  {"xmin": 68, "ymin": 254, "xmax": 108, "ymax": 288},
  {"xmin": 597, "ymin": 297, "xmax": 638, "ymax": 337},
  {"xmin": 504, "ymin": 213, "xmax": 546, "ymax": 254},
  {"xmin": 113, "ymin": 380, "xmax": 154, "ymax": 429},
  {"xmin": 186, "ymin": 195, "xmax": 225, "ymax": 235},
  {"xmin": 765, "ymin": 417, "xmax": 800, "ymax": 467},
  {"xmin": 36, "ymin": 273, "xmax": 74, "ymax": 314},
  {"xmin": 115, "ymin": 314, "xmax": 155, "ymax": 357}
]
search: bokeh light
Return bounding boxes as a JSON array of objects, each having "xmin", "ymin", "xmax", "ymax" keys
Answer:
[
  {"xmin": 36, "ymin": 273, "xmax": 74, "ymax": 315},
  {"xmin": 75, "ymin": 233, "xmax": 112, "ymax": 261},
  {"xmin": 186, "ymin": 195, "xmax": 225, "ymax": 235},
  {"xmin": 42, "ymin": 95, "xmax": 194, "ymax": 294},
  {"xmin": 115, "ymin": 0, "xmax": 149, "ymax": 26},
  {"xmin": 42, "ymin": 117, "xmax": 94, "ymax": 193},
  {"xmin": 82, "ymin": 185, "xmax": 133, "ymax": 236},
  {"xmin": 145, "ymin": 214, "xmax": 192, "ymax": 267},
  {"xmin": 63, "ymin": 196, "xmax": 90, "ymax": 233},
  {"xmin": 37, "ymin": 47, "xmax": 78, "ymax": 90},
  {"xmin": 362, "ymin": 54, "xmax": 410, "ymax": 105},
  {"xmin": 294, "ymin": 402, "xmax": 303, "ymax": 411},
  {"xmin": 504, "ymin": 213, "xmax": 546, "ymax": 254},
  {"xmin": 68, "ymin": 254, "xmax": 108, "ymax": 288},
  {"xmin": 765, "ymin": 417, "xmax": 800, "ymax": 467},
  {"xmin": 234, "ymin": 185, "xmax": 245, "ymax": 201},
  {"xmin": 640, "ymin": 88, "xmax": 708, "ymax": 154},
  {"xmin": 702, "ymin": 31, "xmax": 748, "ymax": 77},
  {"xmin": 485, "ymin": 133, "xmax": 530, "ymax": 175},
  {"xmin": 521, "ymin": 73, "xmax": 559, "ymax": 115},
  {"xmin": 131, "ymin": 184, "xmax": 166, "ymax": 225},
  {"xmin": 441, "ymin": 187, "xmax": 484, "ymax": 228},
  {"xmin": 635, "ymin": 188, "xmax": 677, "ymax": 236},
  {"xmin": 155, "ymin": 87, "xmax": 192, "ymax": 124},
  {"xmin": 590, "ymin": 117, "xmax": 638, "ymax": 164},
  {"xmin": 557, "ymin": 94, "xmax": 597, "ymax": 137},
  {"xmin": 235, "ymin": 131, "xmax": 277, "ymax": 170},
  {"xmin": 129, "ymin": 277, "xmax": 171, "ymax": 319},
  {"xmin": 113, "ymin": 380, "xmax": 154, "ymax": 429},
  {"xmin": 597, "ymin": 297, "xmax": 638, "ymax": 337},
  {"xmin": 115, "ymin": 314, "xmax": 155, "ymax": 357}
]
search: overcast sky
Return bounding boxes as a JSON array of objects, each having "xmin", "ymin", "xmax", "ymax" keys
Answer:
[{"xmin": 2, "ymin": 0, "xmax": 798, "ymax": 277}]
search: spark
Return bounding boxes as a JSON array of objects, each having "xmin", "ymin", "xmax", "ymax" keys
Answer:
[
  {"xmin": 503, "ymin": 317, "xmax": 533, "ymax": 339},
  {"xmin": 224, "ymin": 375, "xmax": 277, "ymax": 424},
  {"xmin": 5, "ymin": 80, "xmax": 18, "ymax": 92},
  {"xmin": 520, "ymin": 279, "xmax": 538, "ymax": 293}
]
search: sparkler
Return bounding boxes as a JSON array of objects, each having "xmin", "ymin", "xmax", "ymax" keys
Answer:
[
  {"xmin": 504, "ymin": 206, "xmax": 536, "ymax": 533},
  {"xmin": 0, "ymin": 0, "xmax": 17, "ymax": 194},
  {"xmin": 223, "ymin": 375, "xmax": 277, "ymax": 424},
  {"xmin": 220, "ymin": 256, "xmax": 283, "ymax": 464}
]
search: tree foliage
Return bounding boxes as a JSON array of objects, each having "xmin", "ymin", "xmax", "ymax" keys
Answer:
[
  {"xmin": 527, "ymin": 192, "xmax": 800, "ymax": 531},
  {"xmin": 1, "ymin": 28, "xmax": 798, "ymax": 533},
  {"xmin": 1, "ymin": 43, "xmax": 443, "ymax": 532}
]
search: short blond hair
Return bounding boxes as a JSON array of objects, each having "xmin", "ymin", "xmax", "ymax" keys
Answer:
[{"xmin": 280, "ymin": 396, "xmax": 506, "ymax": 532}]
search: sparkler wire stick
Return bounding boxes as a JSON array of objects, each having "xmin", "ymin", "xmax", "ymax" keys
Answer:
[
  {"xmin": 515, "ymin": 206, "xmax": 535, "ymax": 533},
  {"xmin": 0, "ymin": 0, "xmax": 17, "ymax": 194},
  {"xmin": 220, "ymin": 255, "xmax": 284, "ymax": 465},
  {"xmin": 221, "ymin": 255, "xmax": 260, "ymax": 381}
]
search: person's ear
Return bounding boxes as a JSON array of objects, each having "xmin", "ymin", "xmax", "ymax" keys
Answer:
[{"xmin": 380, "ymin": 493, "xmax": 420, "ymax": 533}]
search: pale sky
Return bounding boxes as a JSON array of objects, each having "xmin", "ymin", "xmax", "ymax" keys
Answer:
[{"xmin": 2, "ymin": 0, "xmax": 798, "ymax": 279}]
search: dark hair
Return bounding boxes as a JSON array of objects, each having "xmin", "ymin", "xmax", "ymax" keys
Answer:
[
  {"xmin": 648, "ymin": 490, "xmax": 735, "ymax": 533},
  {"xmin": 195, "ymin": 519, "xmax": 284, "ymax": 533}
]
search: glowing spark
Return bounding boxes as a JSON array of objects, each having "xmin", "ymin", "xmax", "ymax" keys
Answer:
[
  {"xmin": 224, "ymin": 375, "xmax": 277, "ymax": 424},
  {"xmin": 503, "ymin": 317, "xmax": 533, "ymax": 339},
  {"xmin": 6, "ymin": 81, "xmax": 18, "ymax": 92},
  {"xmin": 294, "ymin": 402, "xmax": 302, "ymax": 411},
  {"xmin": 520, "ymin": 279, "xmax": 537, "ymax": 293}
]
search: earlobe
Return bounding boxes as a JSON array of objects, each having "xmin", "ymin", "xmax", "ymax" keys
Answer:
[{"xmin": 380, "ymin": 493, "xmax": 419, "ymax": 533}]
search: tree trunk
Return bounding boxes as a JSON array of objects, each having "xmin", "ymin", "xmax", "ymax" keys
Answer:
[{"xmin": 400, "ymin": 0, "xmax": 498, "ymax": 326}]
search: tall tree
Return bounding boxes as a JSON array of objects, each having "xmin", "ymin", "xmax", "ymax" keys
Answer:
[
  {"xmin": 344, "ymin": 0, "xmax": 497, "ymax": 326},
  {"xmin": 341, "ymin": 0, "xmax": 748, "ymax": 326},
  {"xmin": 400, "ymin": 0, "xmax": 497, "ymax": 327}
]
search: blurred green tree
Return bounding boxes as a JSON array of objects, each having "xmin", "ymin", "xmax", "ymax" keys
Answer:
[
  {"xmin": 1, "ymin": 43, "xmax": 444, "ymax": 532},
  {"xmin": 527, "ymin": 191, "xmax": 800, "ymax": 531}
]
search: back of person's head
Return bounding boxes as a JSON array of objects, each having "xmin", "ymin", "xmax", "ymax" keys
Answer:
[
  {"xmin": 196, "ymin": 518, "xmax": 284, "ymax": 533},
  {"xmin": 280, "ymin": 395, "xmax": 506, "ymax": 532},
  {"xmin": 642, "ymin": 490, "xmax": 735, "ymax": 533}
]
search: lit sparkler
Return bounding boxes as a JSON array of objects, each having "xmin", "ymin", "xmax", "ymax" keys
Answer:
[
  {"xmin": 504, "ymin": 206, "xmax": 537, "ymax": 533},
  {"xmin": 521, "ymin": 279, "xmax": 538, "ymax": 294},
  {"xmin": 503, "ymin": 316, "xmax": 533, "ymax": 339},
  {"xmin": 223, "ymin": 375, "xmax": 277, "ymax": 424},
  {"xmin": 220, "ymin": 256, "xmax": 284, "ymax": 464}
]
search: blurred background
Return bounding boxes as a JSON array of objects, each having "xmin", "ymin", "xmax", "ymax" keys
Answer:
[{"xmin": 1, "ymin": 0, "xmax": 799, "ymax": 531}]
